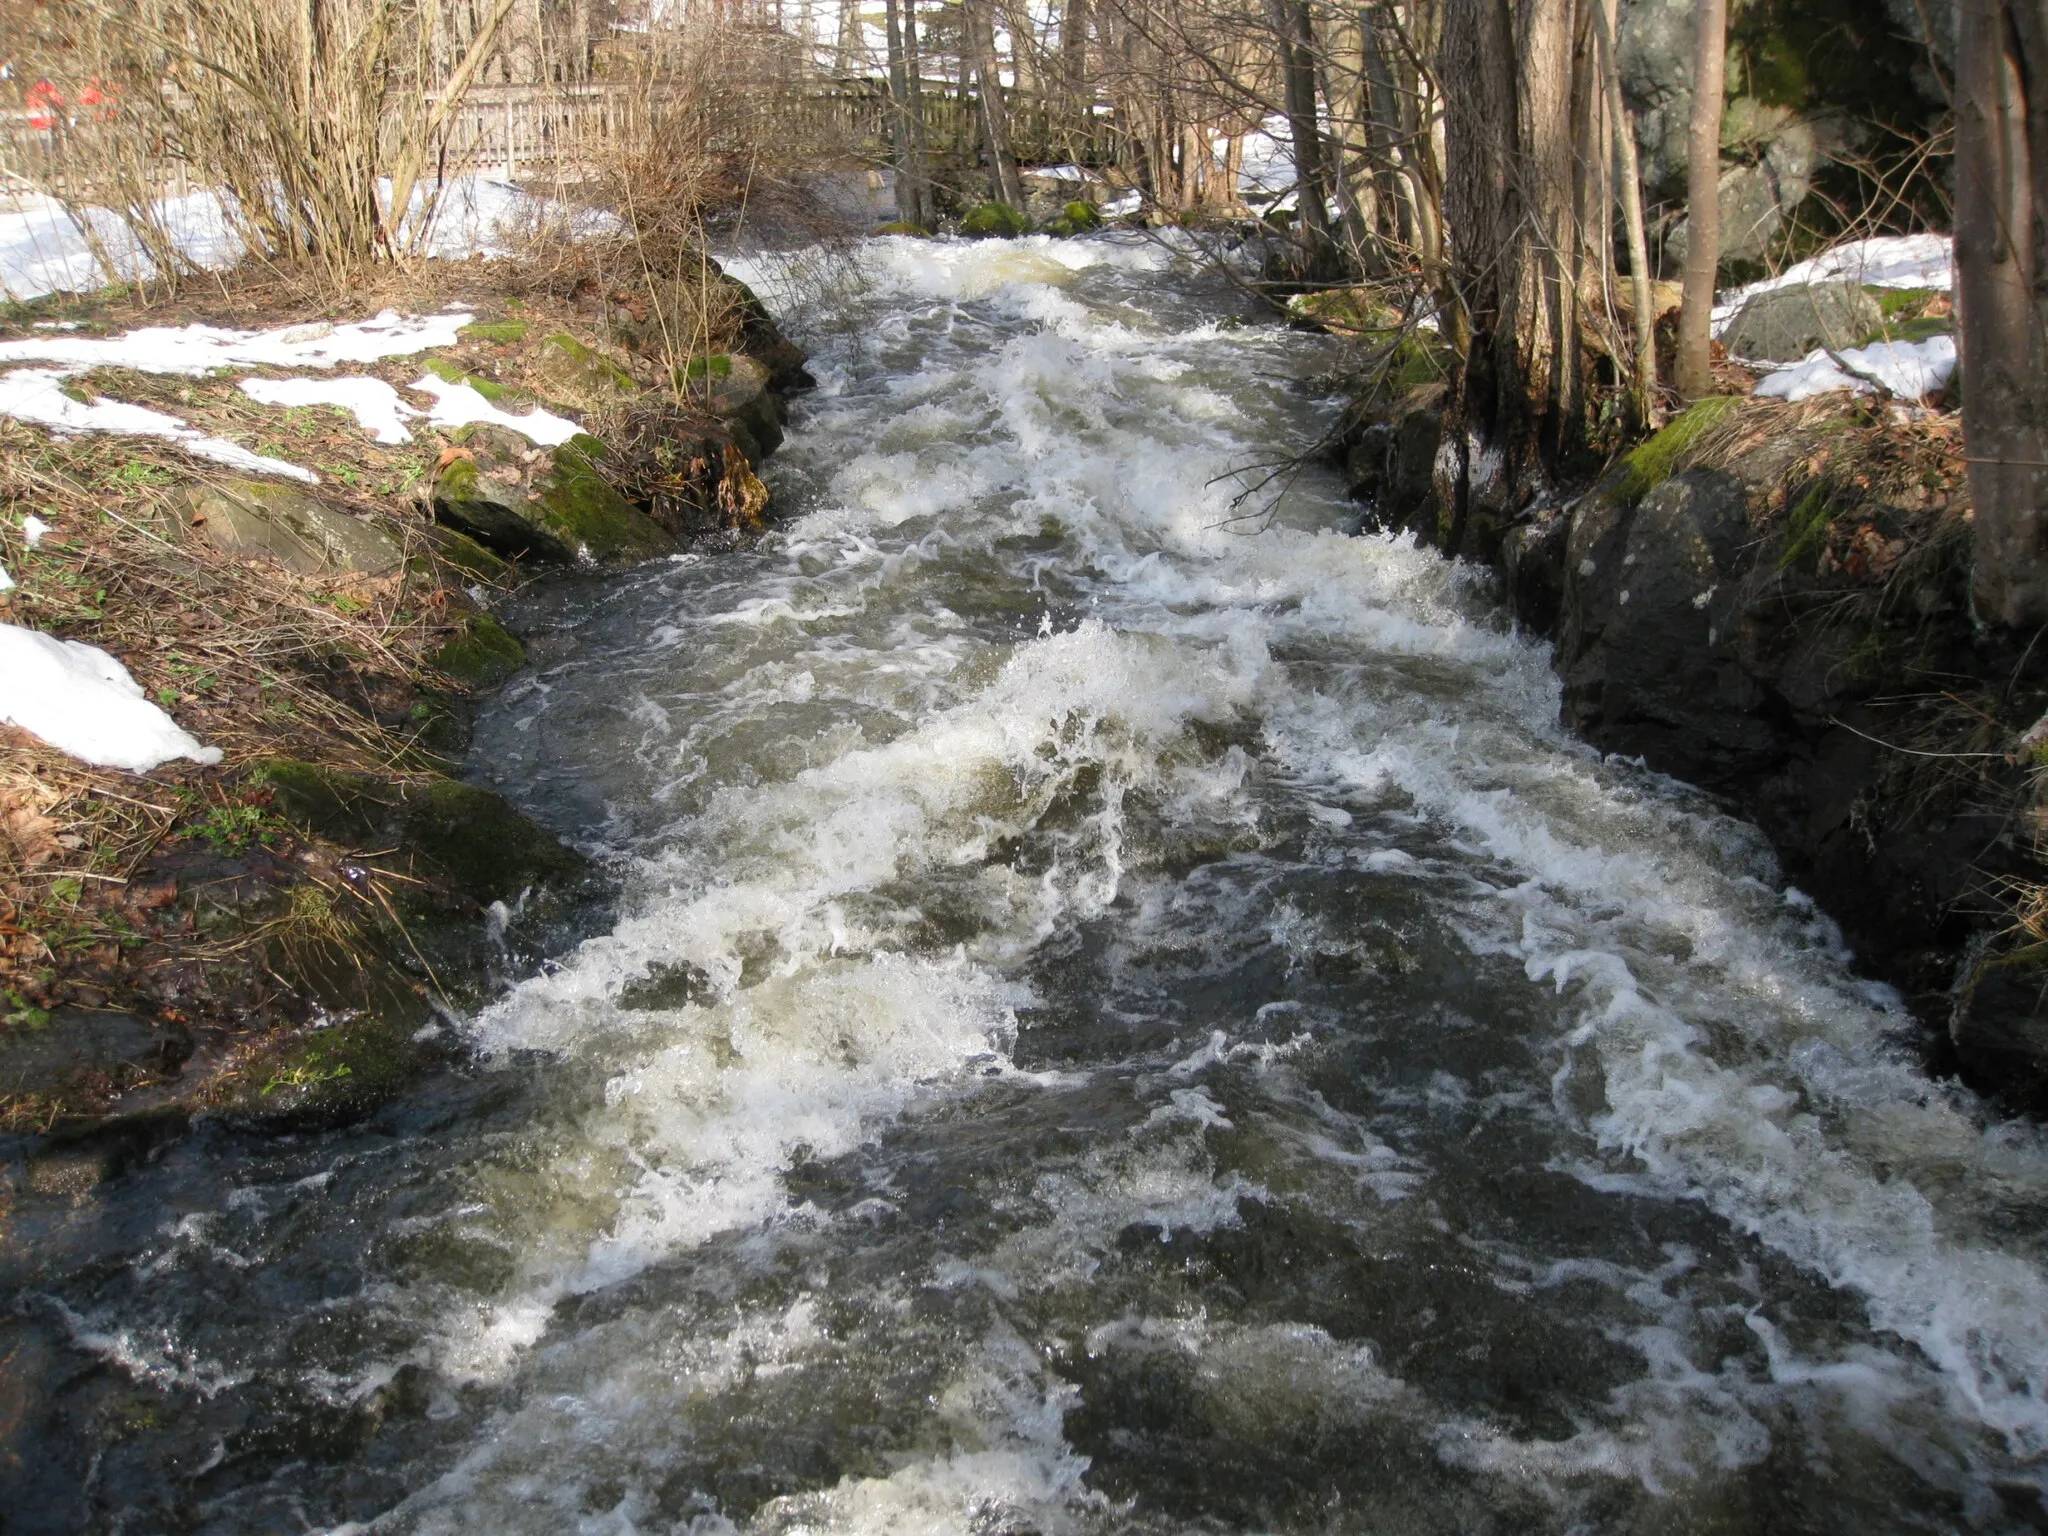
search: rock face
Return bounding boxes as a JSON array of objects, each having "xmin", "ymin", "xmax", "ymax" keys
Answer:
[
  {"xmin": 1484, "ymin": 397, "xmax": 2048, "ymax": 1110},
  {"xmin": 1618, "ymin": 0, "xmax": 1947, "ymax": 267},
  {"xmin": 1722, "ymin": 281, "xmax": 1883, "ymax": 362},
  {"xmin": 1342, "ymin": 407, "xmax": 1441, "ymax": 538},
  {"xmin": 180, "ymin": 479, "xmax": 403, "ymax": 577},
  {"xmin": 432, "ymin": 427, "xmax": 677, "ymax": 566}
]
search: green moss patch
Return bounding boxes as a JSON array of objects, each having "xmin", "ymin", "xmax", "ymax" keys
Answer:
[
  {"xmin": 961, "ymin": 202, "xmax": 1030, "ymax": 238},
  {"xmin": 430, "ymin": 613, "xmax": 526, "ymax": 688},
  {"xmin": 420, "ymin": 355, "xmax": 522, "ymax": 405},
  {"xmin": 1612, "ymin": 395, "xmax": 1747, "ymax": 506},
  {"xmin": 459, "ymin": 319, "xmax": 531, "ymax": 344},
  {"xmin": 535, "ymin": 440, "xmax": 673, "ymax": 563}
]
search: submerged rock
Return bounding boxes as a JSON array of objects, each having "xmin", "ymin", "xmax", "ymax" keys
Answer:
[{"xmin": 0, "ymin": 1006, "xmax": 191, "ymax": 1105}]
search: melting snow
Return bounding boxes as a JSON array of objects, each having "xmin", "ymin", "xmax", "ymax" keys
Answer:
[
  {"xmin": 0, "ymin": 622, "xmax": 223, "ymax": 771},
  {"xmin": 239, "ymin": 375, "xmax": 417, "ymax": 444},
  {"xmin": 1753, "ymin": 335, "xmax": 1957, "ymax": 403},
  {"xmin": 0, "ymin": 367, "xmax": 316, "ymax": 480},
  {"xmin": 0, "ymin": 177, "xmax": 615, "ymax": 301},
  {"xmin": 22, "ymin": 514, "xmax": 48, "ymax": 546},
  {"xmin": 0, "ymin": 309, "xmax": 471, "ymax": 375},
  {"xmin": 1714, "ymin": 234, "xmax": 1953, "ymax": 335},
  {"xmin": 0, "ymin": 563, "xmax": 12, "ymax": 592},
  {"xmin": 411, "ymin": 372, "xmax": 581, "ymax": 446}
]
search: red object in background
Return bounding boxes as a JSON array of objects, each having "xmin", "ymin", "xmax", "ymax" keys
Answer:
[
  {"xmin": 25, "ymin": 78, "xmax": 60, "ymax": 130},
  {"xmin": 21, "ymin": 78, "xmax": 112, "ymax": 130}
]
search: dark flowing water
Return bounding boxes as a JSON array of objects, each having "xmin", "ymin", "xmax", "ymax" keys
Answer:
[{"xmin": 7, "ymin": 234, "xmax": 2048, "ymax": 1534}]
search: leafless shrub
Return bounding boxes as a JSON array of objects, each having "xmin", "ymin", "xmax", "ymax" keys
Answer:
[{"xmin": 0, "ymin": 0, "xmax": 520, "ymax": 295}]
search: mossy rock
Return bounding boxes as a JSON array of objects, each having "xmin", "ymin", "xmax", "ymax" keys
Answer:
[
  {"xmin": 198, "ymin": 756, "xmax": 599, "ymax": 1130},
  {"xmin": 1289, "ymin": 287, "xmax": 1404, "ymax": 335},
  {"xmin": 1855, "ymin": 314, "xmax": 1954, "ymax": 347},
  {"xmin": 416, "ymin": 523, "xmax": 514, "ymax": 585},
  {"xmin": 459, "ymin": 319, "xmax": 531, "ymax": 345},
  {"xmin": 537, "ymin": 437, "xmax": 675, "ymax": 563},
  {"xmin": 212, "ymin": 951, "xmax": 439, "ymax": 1131},
  {"xmin": 420, "ymin": 355, "xmax": 525, "ymax": 406},
  {"xmin": 1063, "ymin": 200, "xmax": 1103, "ymax": 230},
  {"xmin": 537, "ymin": 331, "xmax": 639, "ymax": 406},
  {"xmin": 430, "ymin": 612, "xmax": 525, "ymax": 688},
  {"xmin": 432, "ymin": 430, "xmax": 675, "ymax": 567},
  {"xmin": 260, "ymin": 760, "xmax": 591, "ymax": 905},
  {"xmin": 1610, "ymin": 395, "xmax": 1747, "ymax": 506},
  {"xmin": 961, "ymin": 202, "xmax": 1030, "ymax": 238}
]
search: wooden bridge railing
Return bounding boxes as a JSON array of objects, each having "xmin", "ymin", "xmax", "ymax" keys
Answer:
[{"xmin": 0, "ymin": 77, "xmax": 1130, "ymax": 202}]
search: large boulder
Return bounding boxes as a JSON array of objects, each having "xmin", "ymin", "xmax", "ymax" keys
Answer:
[
  {"xmin": 179, "ymin": 479, "xmax": 403, "ymax": 577},
  {"xmin": 1557, "ymin": 466, "xmax": 1783, "ymax": 782},
  {"xmin": 1722, "ymin": 280, "xmax": 1883, "ymax": 362},
  {"xmin": 431, "ymin": 425, "xmax": 676, "ymax": 567},
  {"xmin": 680, "ymin": 352, "xmax": 784, "ymax": 461}
]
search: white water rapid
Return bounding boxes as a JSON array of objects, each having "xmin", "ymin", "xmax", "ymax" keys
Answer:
[{"xmin": 16, "ymin": 233, "xmax": 2048, "ymax": 1534}]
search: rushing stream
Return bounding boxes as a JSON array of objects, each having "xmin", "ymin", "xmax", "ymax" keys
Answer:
[{"xmin": 10, "ymin": 234, "xmax": 2048, "ymax": 1533}]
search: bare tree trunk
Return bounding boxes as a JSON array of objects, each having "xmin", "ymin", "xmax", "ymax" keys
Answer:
[
  {"xmin": 1957, "ymin": 0, "xmax": 2048, "ymax": 628},
  {"xmin": 1060, "ymin": 0, "xmax": 1092, "ymax": 148},
  {"xmin": 903, "ymin": 0, "xmax": 934, "ymax": 222},
  {"xmin": 885, "ymin": 0, "xmax": 930, "ymax": 224},
  {"xmin": 1675, "ymin": 0, "xmax": 1726, "ymax": 400},
  {"xmin": 966, "ymin": 0, "xmax": 1027, "ymax": 204},
  {"xmin": 1439, "ymin": 0, "xmax": 1595, "ymax": 552},
  {"xmin": 1266, "ymin": 0, "xmax": 1338, "ymax": 263},
  {"xmin": 1591, "ymin": 0, "xmax": 1656, "ymax": 425}
]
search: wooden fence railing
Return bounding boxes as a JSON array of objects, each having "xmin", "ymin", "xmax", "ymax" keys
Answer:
[{"xmin": 0, "ymin": 77, "xmax": 1130, "ymax": 199}]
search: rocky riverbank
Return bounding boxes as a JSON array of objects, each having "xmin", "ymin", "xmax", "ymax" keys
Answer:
[
  {"xmin": 1326, "ymin": 331, "xmax": 2048, "ymax": 1112},
  {"xmin": 0, "ymin": 258, "xmax": 809, "ymax": 1167}
]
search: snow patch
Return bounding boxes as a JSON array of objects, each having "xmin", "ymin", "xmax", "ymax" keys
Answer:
[
  {"xmin": 0, "ymin": 177, "xmax": 614, "ymax": 301},
  {"xmin": 1714, "ymin": 234, "xmax": 1953, "ymax": 336},
  {"xmin": 0, "ymin": 309, "xmax": 472, "ymax": 376},
  {"xmin": 0, "ymin": 367, "xmax": 317, "ymax": 480},
  {"xmin": 239, "ymin": 375, "xmax": 417, "ymax": 444},
  {"xmin": 22, "ymin": 514, "xmax": 49, "ymax": 546},
  {"xmin": 0, "ymin": 622, "xmax": 223, "ymax": 771},
  {"xmin": 1753, "ymin": 335, "xmax": 1957, "ymax": 403},
  {"xmin": 410, "ymin": 372, "xmax": 582, "ymax": 446}
]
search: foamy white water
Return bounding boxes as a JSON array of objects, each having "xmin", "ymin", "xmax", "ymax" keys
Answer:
[{"xmin": 21, "ymin": 232, "xmax": 2047, "ymax": 1534}]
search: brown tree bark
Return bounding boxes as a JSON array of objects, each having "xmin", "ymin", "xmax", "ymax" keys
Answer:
[
  {"xmin": 1957, "ymin": 0, "xmax": 2048, "ymax": 628},
  {"xmin": 965, "ymin": 0, "xmax": 1027, "ymax": 205},
  {"xmin": 1591, "ymin": 0, "xmax": 1657, "ymax": 425},
  {"xmin": 885, "ymin": 0, "xmax": 931, "ymax": 225},
  {"xmin": 1675, "ymin": 0, "xmax": 1726, "ymax": 400},
  {"xmin": 1060, "ymin": 0, "xmax": 1092, "ymax": 149},
  {"xmin": 1265, "ymin": 0, "xmax": 1339, "ymax": 261},
  {"xmin": 1439, "ymin": 0, "xmax": 1596, "ymax": 551}
]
